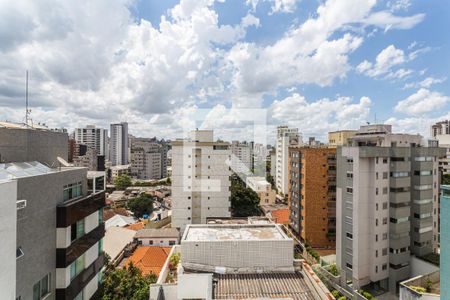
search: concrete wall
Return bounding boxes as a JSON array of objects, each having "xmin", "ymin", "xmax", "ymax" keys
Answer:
[
  {"xmin": 138, "ymin": 237, "xmax": 177, "ymax": 246},
  {"xmin": 0, "ymin": 180, "xmax": 17, "ymax": 299},
  {"xmin": 15, "ymin": 167, "xmax": 87, "ymax": 300},
  {"xmin": 0, "ymin": 128, "xmax": 68, "ymax": 166}
]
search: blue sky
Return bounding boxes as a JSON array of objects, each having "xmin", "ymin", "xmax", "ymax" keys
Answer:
[{"xmin": 0, "ymin": 0, "xmax": 449, "ymax": 142}]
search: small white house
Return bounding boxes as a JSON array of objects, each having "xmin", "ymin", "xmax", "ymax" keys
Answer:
[{"xmin": 134, "ymin": 228, "xmax": 180, "ymax": 246}]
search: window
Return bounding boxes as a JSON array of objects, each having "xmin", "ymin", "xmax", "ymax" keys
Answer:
[
  {"xmin": 376, "ymin": 219, "xmax": 379, "ymax": 226},
  {"xmin": 70, "ymin": 255, "xmax": 85, "ymax": 281},
  {"xmin": 382, "ymin": 263, "xmax": 387, "ymax": 271},
  {"xmin": 346, "ymin": 187, "xmax": 353, "ymax": 194},
  {"xmin": 98, "ymin": 239, "xmax": 103, "ymax": 256},
  {"xmin": 383, "ymin": 217, "xmax": 388, "ymax": 225},
  {"xmin": 71, "ymin": 219, "xmax": 85, "ymax": 242},
  {"xmin": 414, "ymin": 185, "xmax": 432, "ymax": 191},
  {"xmin": 347, "ymin": 172, "xmax": 353, "ymax": 178},
  {"xmin": 346, "ymin": 262, "xmax": 353, "ymax": 270},
  {"xmin": 383, "ymin": 158, "xmax": 388, "ymax": 164},
  {"xmin": 63, "ymin": 182, "xmax": 82, "ymax": 201},
  {"xmin": 346, "ymin": 232, "xmax": 353, "ymax": 239},
  {"xmin": 382, "ymin": 233, "xmax": 388, "ymax": 240},
  {"xmin": 99, "ymin": 209, "xmax": 103, "ymax": 224},
  {"xmin": 383, "ymin": 172, "xmax": 388, "ymax": 179},
  {"xmin": 33, "ymin": 273, "xmax": 50, "ymax": 300},
  {"xmin": 169, "ymin": 241, "xmax": 176, "ymax": 246},
  {"xmin": 383, "ymin": 187, "xmax": 388, "ymax": 195},
  {"xmin": 415, "ymin": 156, "xmax": 433, "ymax": 162},
  {"xmin": 375, "ymin": 234, "xmax": 378, "ymax": 242},
  {"xmin": 375, "ymin": 250, "xmax": 378, "ymax": 257},
  {"xmin": 382, "ymin": 248, "xmax": 388, "ymax": 256},
  {"xmin": 376, "ymin": 188, "xmax": 379, "ymax": 195},
  {"xmin": 414, "ymin": 170, "xmax": 432, "ymax": 176},
  {"xmin": 375, "ymin": 265, "xmax": 378, "ymax": 273},
  {"xmin": 383, "ymin": 202, "xmax": 388, "ymax": 209},
  {"xmin": 391, "ymin": 171, "xmax": 409, "ymax": 178}
]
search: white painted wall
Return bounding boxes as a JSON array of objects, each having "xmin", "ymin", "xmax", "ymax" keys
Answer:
[
  {"xmin": 85, "ymin": 210, "xmax": 99, "ymax": 234},
  {"xmin": 410, "ymin": 256, "xmax": 439, "ymax": 277},
  {"xmin": 85, "ymin": 242, "xmax": 99, "ymax": 267},
  {"xmin": 56, "ymin": 227, "xmax": 71, "ymax": 248},
  {"xmin": 55, "ymin": 267, "xmax": 71, "ymax": 289},
  {"xmin": 138, "ymin": 237, "xmax": 177, "ymax": 246},
  {"xmin": 0, "ymin": 180, "xmax": 17, "ymax": 300},
  {"xmin": 178, "ymin": 273, "xmax": 213, "ymax": 300},
  {"xmin": 83, "ymin": 273, "xmax": 99, "ymax": 299}
]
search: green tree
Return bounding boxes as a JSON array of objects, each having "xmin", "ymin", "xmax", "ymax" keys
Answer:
[
  {"xmin": 128, "ymin": 194, "xmax": 154, "ymax": 218},
  {"xmin": 100, "ymin": 262, "xmax": 157, "ymax": 300},
  {"xmin": 230, "ymin": 174, "xmax": 261, "ymax": 217},
  {"xmin": 443, "ymin": 174, "xmax": 450, "ymax": 185},
  {"xmin": 114, "ymin": 174, "xmax": 132, "ymax": 190}
]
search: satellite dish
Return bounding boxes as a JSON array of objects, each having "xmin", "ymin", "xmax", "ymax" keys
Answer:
[{"xmin": 57, "ymin": 157, "xmax": 72, "ymax": 167}]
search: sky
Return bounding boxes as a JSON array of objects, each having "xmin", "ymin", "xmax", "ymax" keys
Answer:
[{"xmin": 0, "ymin": 0, "xmax": 449, "ymax": 143}]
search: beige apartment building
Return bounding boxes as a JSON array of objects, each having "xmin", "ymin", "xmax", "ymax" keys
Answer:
[
  {"xmin": 328, "ymin": 130, "xmax": 357, "ymax": 148},
  {"xmin": 246, "ymin": 176, "xmax": 277, "ymax": 205}
]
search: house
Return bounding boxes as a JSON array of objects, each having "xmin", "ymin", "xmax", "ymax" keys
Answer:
[
  {"xmin": 134, "ymin": 228, "xmax": 180, "ymax": 246},
  {"xmin": 125, "ymin": 246, "xmax": 172, "ymax": 277},
  {"xmin": 103, "ymin": 227, "xmax": 136, "ymax": 265}
]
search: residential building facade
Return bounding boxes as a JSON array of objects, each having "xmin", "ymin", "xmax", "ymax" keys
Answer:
[
  {"xmin": 431, "ymin": 120, "xmax": 450, "ymax": 174},
  {"xmin": 276, "ymin": 126, "xmax": 301, "ymax": 195},
  {"xmin": 230, "ymin": 141, "xmax": 253, "ymax": 173},
  {"xmin": 74, "ymin": 125, "xmax": 108, "ymax": 156},
  {"xmin": 328, "ymin": 130, "xmax": 357, "ymax": 148},
  {"xmin": 246, "ymin": 176, "xmax": 277, "ymax": 205},
  {"xmin": 336, "ymin": 124, "xmax": 444, "ymax": 294},
  {"xmin": 171, "ymin": 130, "xmax": 231, "ymax": 232},
  {"xmin": 440, "ymin": 185, "xmax": 450, "ymax": 297},
  {"xmin": 288, "ymin": 147, "xmax": 336, "ymax": 249},
  {"xmin": 130, "ymin": 139, "xmax": 169, "ymax": 180},
  {"xmin": 110, "ymin": 122, "xmax": 129, "ymax": 166}
]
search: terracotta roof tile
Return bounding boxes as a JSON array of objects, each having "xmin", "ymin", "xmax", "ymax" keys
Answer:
[
  {"xmin": 125, "ymin": 222, "xmax": 146, "ymax": 231},
  {"xmin": 125, "ymin": 246, "xmax": 172, "ymax": 276},
  {"xmin": 271, "ymin": 209, "xmax": 290, "ymax": 224}
]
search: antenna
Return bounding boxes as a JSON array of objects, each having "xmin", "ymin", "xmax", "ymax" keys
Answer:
[{"xmin": 25, "ymin": 70, "xmax": 31, "ymax": 127}]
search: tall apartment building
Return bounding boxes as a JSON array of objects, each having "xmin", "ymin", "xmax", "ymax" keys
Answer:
[
  {"xmin": 73, "ymin": 148, "xmax": 99, "ymax": 171},
  {"xmin": 171, "ymin": 130, "xmax": 231, "ymax": 232},
  {"xmin": 276, "ymin": 126, "xmax": 301, "ymax": 195},
  {"xmin": 74, "ymin": 125, "xmax": 108, "ymax": 156},
  {"xmin": 110, "ymin": 122, "xmax": 129, "ymax": 166},
  {"xmin": 230, "ymin": 141, "xmax": 254, "ymax": 173},
  {"xmin": 131, "ymin": 142, "xmax": 161, "ymax": 180},
  {"xmin": 431, "ymin": 120, "xmax": 450, "ymax": 174},
  {"xmin": 440, "ymin": 185, "xmax": 450, "ymax": 297},
  {"xmin": 0, "ymin": 125, "xmax": 106, "ymax": 299},
  {"xmin": 130, "ymin": 138, "xmax": 169, "ymax": 180},
  {"xmin": 328, "ymin": 130, "xmax": 357, "ymax": 148},
  {"xmin": 288, "ymin": 147, "xmax": 336, "ymax": 249},
  {"xmin": 336, "ymin": 124, "xmax": 444, "ymax": 294}
]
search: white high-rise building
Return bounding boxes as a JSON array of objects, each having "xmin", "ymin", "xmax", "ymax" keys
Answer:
[
  {"xmin": 171, "ymin": 130, "xmax": 231, "ymax": 232},
  {"xmin": 74, "ymin": 125, "xmax": 108, "ymax": 156},
  {"xmin": 230, "ymin": 141, "xmax": 253, "ymax": 173},
  {"xmin": 276, "ymin": 126, "xmax": 301, "ymax": 195},
  {"xmin": 110, "ymin": 122, "xmax": 129, "ymax": 166}
]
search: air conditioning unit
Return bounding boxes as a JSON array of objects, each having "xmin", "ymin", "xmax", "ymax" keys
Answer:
[{"xmin": 17, "ymin": 200, "xmax": 27, "ymax": 210}]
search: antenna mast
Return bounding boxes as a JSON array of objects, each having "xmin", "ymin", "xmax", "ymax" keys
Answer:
[{"xmin": 25, "ymin": 70, "xmax": 29, "ymax": 127}]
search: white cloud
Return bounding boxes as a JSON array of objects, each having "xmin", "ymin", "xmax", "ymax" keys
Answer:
[
  {"xmin": 395, "ymin": 89, "xmax": 450, "ymax": 115},
  {"xmin": 270, "ymin": 93, "xmax": 371, "ymax": 138},
  {"xmin": 363, "ymin": 11, "xmax": 425, "ymax": 31},
  {"xmin": 245, "ymin": 0, "xmax": 301, "ymax": 13},
  {"xmin": 403, "ymin": 76, "xmax": 447, "ymax": 89},
  {"xmin": 357, "ymin": 44, "xmax": 405, "ymax": 77},
  {"xmin": 387, "ymin": 0, "xmax": 412, "ymax": 12}
]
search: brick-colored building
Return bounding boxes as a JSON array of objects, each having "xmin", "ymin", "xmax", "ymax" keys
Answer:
[{"xmin": 288, "ymin": 147, "xmax": 336, "ymax": 248}]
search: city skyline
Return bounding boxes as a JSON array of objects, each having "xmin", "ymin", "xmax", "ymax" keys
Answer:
[{"xmin": 0, "ymin": 0, "xmax": 449, "ymax": 142}]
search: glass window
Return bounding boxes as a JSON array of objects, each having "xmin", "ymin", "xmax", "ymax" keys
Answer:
[
  {"xmin": 99, "ymin": 209, "xmax": 103, "ymax": 224},
  {"xmin": 70, "ymin": 255, "xmax": 85, "ymax": 281},
  {"xmin": 33, "ymin": 274, "xmax": 50, "ymax": 300},
  {"xmin": 98, "ymin": 239, "xmax": 103, "ymax": 256},
  {"xmin": 63, "ymin": 182, "xmax": 82, "ymax": 201},
  {"xmin": 74, "ymin": 292, "xmax": 83, "ymax": 300}
]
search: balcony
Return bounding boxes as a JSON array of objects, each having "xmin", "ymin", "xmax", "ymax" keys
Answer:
[
  {"xmin": 56, "ymin": 223, "xmax": 105, "ymax": 268},
  {"xmin": 57, "ymin": 191, "xmax": 105, "ymax": 228},
  {"xmin": 55, "ymin": 253, "xmax": 105, "ymax": 300}
]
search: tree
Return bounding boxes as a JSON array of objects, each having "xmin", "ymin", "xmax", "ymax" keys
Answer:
[
  {"xmin": 443, "ymin": 174, "xmax": 450, "ymax": 185},
  {"xmin": 128, "ymin": 194, "xmax": 154, "ymax": 218},
  {"xmin": 230, "ymin": 174, "xmax": 261, "ymax": 217},
  {"xmin": 114, "ymin": 174, "xmax": 132, "ymax": 190},
  {"xmin": 100, "ymin": 262, "xmax": 157, "ymax": 300}
]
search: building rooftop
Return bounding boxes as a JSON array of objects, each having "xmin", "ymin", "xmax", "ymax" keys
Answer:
[
  {"xmin": 103, "ymin": 226, "xmax": 136, "ymax": 262},
  {"xmin": 213, "ymin": 272, "xmax": 315, "ymax": 300},
  {"xmin": 125, "ymin": 222, "xmax": 146, "ymax": 231},
  {"xmin": 135, "ymin": 228, "xmax": 179, "ymax": 239},
  {"xmin": 105, "ymin": 214, "xmax": 137, "ymax": 229},
  {"xmin": 0, "ymin": 161, "xmax": 56, "ymax": 182},
  {"xmin": 126, "ymin": 246, "xmax": 172, "ymax": 276},
  {"xmin": 183, "ymin": 224, "xmax": 287, "ymax": 241},
  {"xmin": 270, "ymin": 209, "xmax": 290, "ymax": 224}
]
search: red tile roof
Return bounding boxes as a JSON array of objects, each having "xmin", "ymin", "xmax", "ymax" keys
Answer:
[
  {"xmin": 125, "ymin": 246, "xmax": 172, "ymax": 276},
  {"xmin": 271, "ymin": 209, "xmax": 290, "ymax": 224},
  {"xmin": 125, "ymin": 222, "xmax": 146, "ymax": 231}
]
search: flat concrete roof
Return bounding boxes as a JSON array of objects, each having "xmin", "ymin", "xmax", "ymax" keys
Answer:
[{"xmin": 184, "ymin": 224, "xmax": 287, "ymax": 241}]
